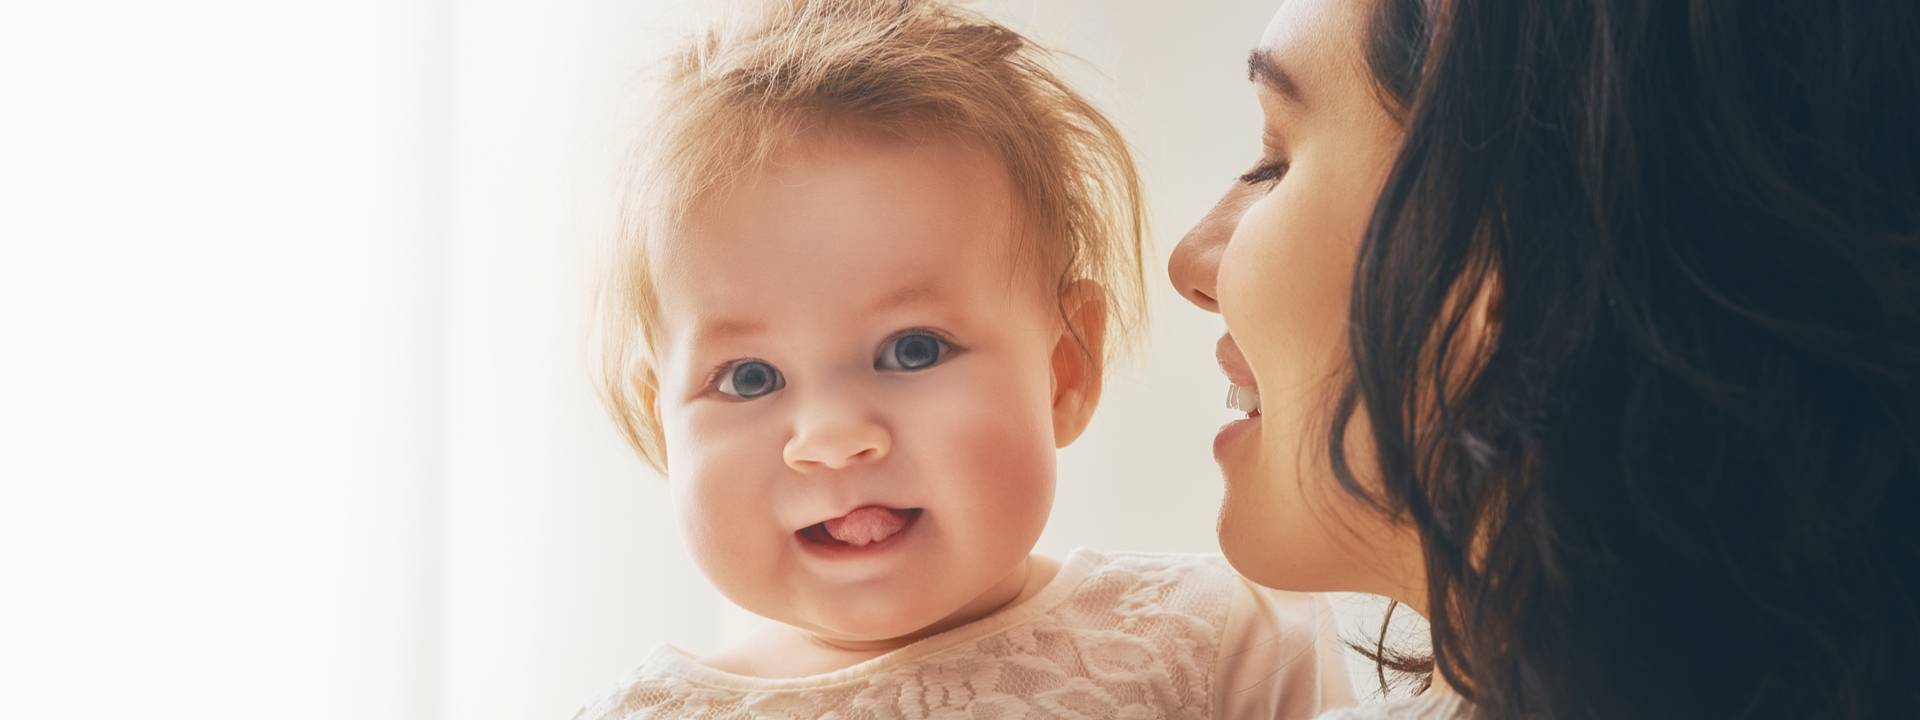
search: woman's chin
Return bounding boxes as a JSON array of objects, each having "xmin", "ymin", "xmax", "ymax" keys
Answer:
[
  {"xmin": 1218, "ymin": 535, "xmax": 1330, "ymax": 592},
  {"xmin": 1215, "ymin": 509, "xmax": 1282, "ymax": 587},
  {"xmin": 1214, "ymin": 479, "xmax": 1340, "ymax": 592}
]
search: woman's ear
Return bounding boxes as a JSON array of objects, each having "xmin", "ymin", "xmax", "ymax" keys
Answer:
[
  {"xmin": 1469, "ymin": 273, "xmax": 1503, "ymax": 338},
  {"xmin": 1049, "ymin": 279, "xmax": 1108, "ymax": 448},
  {"xmin": 1451, "ymin": 273, "xmax": 1503, "ymax": 387}
]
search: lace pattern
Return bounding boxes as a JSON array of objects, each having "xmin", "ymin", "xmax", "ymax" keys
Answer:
[{"xmin": 575, "ymin": 550, "xmax": 1239, "ymax": 719}]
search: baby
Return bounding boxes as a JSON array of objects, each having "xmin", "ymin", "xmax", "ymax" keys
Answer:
[{"xmin": 578, "ymin": 1, "xmax": 1353, "ymax": 717}]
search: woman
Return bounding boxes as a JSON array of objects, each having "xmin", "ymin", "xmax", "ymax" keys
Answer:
[{"xmin": 1168, "ymin": 0, "xmax": 1920, "ymax": 717}]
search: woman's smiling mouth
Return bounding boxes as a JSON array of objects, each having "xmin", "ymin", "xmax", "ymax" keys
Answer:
[
  {"xmin": 1216, "ymin": 334, "xmax": 1262, "ymax": 418},
  {"xmin": 1214, "ymin": 333, "xmax": 1263, "ymax": 461},
  {"xmin": 1227, "ymin": 384, "xmax": 1262, "ymax": 418}
]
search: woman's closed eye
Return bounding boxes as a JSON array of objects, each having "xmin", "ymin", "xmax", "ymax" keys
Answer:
[
  {"xmin": 1238, "ymin": 158, "xmax": 1288, "ymax": 185},
  {"xmin": 876, "ymin": 330, "xmax": 957, "ymax": 372},
  {"xmin": 713, "ymin": 359, "xmax": 784, "ymax": 400}
]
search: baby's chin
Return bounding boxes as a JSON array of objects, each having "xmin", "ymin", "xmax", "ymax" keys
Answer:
[
  {"xmin": 781, "ymin": 586, "xmax": 964, "ymax": 645},
  {"xmin": 761, "ymin": 557, "xmax": 1024, "ymax": 648}
]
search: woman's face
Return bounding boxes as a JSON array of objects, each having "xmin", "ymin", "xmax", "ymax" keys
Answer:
[{"xmin": 1168, "ymin": 0, "xmax": 1421, "ymax": 597}]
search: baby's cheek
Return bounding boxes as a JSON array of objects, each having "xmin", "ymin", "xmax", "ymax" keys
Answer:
[
  {"xmin": 665, "ymin": 413, "xmax": 789, "ymax": 617},
  {"xmin": 935, "ymin": 386, "xmax": 1056, "ymax": 544}
]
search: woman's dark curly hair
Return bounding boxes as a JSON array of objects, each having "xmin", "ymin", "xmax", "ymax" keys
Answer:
[{"xmin": 1333, "ymin": 0, "xmax": 1920, "ymax": 716}]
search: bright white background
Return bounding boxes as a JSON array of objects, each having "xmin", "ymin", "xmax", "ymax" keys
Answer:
[{"xmin": 0, "ymin": 2, "xmax": 1420, "ymax": 719}]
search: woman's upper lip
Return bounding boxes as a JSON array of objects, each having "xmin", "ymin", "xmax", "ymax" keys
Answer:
[{"xmin": 1215, "ymin": 334, "xmax": 1258, "ymax": 388}]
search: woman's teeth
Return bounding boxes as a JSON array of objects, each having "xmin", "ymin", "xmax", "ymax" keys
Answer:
[{"xmin": 1227, "ymin": 384, "xmax": 1261, "ymax": 415}]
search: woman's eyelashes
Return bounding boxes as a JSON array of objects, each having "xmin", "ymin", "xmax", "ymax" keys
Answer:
[
  {"xmin": 707, "ymin": 330, "xmax": 959, "ymax": 401},
  {"xmin": 1238, "ymin": 159, "xmax": 1288, "ymax": 185}
]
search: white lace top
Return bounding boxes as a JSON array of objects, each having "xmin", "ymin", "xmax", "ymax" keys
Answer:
[
  {"xmin": 1317, "ymin": 691, "xmax": 1474, "ymax": 719},
  {"xmin": 575, "ymin": 548, "xmax": 1354, "ymax": 719}
]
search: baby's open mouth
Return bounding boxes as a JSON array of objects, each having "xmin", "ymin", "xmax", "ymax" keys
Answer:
[{"xmin": 797, "ymin": 506, "xmax": 923, "ymax": 548}]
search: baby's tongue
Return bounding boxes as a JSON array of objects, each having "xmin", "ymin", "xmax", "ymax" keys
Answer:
[{"xmin": 823, "ymin": 507, "xmax": 908, "ymax": 546}]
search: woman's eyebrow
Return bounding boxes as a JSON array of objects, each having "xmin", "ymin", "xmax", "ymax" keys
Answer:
[{"xmin": 1247, "ymin": 48, "xmax": 1308, "ymax": 109}]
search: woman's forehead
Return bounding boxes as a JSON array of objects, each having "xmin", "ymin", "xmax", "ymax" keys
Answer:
[{"xmin": 1256, "ymin": 0, "xmax": 1368, "ymax": 112}]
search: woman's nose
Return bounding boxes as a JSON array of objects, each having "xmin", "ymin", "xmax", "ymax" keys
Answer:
[
  {"xmin": 783, "ymin": 395, "xmax": 891, "ymax": 472},
  {"xmin": 1169, "ymin": 187, "xmax": 1243, "ymax": 314}
]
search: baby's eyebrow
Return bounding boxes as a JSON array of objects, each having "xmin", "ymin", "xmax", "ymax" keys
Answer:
[
  {"xmin": 689, "ymin": 317, "xmax": 767, "ymax": 345},
  {"xmin": 867, "ymin": 283, "xmax": 941, "ymax": 313},
  {"xmin": 682, "ymin": 281, "xmax": 945, "ymax": 350}
]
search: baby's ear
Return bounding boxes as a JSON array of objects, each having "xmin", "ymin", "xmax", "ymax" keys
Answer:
[
  {"xmin": 1049, "ymin": 279, "xmax": 1108, "ymax": 448},
  {"xmin": 638, "ymin": 368, "xmax": 670, "ymax": 470},
  {"xmin": 642, "ymin": 369, "xmax": 662, "ymax": 421}
]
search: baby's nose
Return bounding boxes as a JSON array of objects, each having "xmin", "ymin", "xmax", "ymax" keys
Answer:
[{"xmin": 783, "ymin": 401, "xmax": 890, "ymax": 472}]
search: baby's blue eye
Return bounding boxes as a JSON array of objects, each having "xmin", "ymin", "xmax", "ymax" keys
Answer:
[
  {"xmin": 877, "ymin": 332, "xmax": 949, "ymax": 371},
  {"xmin": 716, "ymin": 360, "xmax": 783, "ymax": 399}
]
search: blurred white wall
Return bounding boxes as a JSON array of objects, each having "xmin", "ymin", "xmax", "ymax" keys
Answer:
[
  {"xmin": 2, "ymin": 2, "xmax": 1420, "ymax": 719},
  {"xmin": 3, "ymin": 1, "xmax": 372, "ymax": 719}
]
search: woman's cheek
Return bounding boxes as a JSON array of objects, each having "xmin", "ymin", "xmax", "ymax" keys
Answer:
[
  {"xmin": 1217, "ymin": 189, "xmax": 1289, "ymax": 318},
  {"xmin": 1221, "ymin": 184, "xmax": 1357, "ymax": 392},
  {"xmin": 1217, "ymin": 195, "xmax": 1297, "ymax": 384}
]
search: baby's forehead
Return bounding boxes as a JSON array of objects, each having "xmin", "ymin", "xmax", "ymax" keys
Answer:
[
  {"xmin": 650, "ymin": 236, "xmax": 1047, "ymax": 331},
  {"xmin": 648, "ymin": 131, "xmax": 1054, "ymax": 317}
]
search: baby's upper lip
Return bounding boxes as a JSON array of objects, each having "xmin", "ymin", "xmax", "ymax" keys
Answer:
[
  {"xmin": 1215, "ymin": 334, "xmax": 1258, "ymax": 388},
  {"xmin": 795, "ymin": 502, "xmax": 916, "ymax": 531}
]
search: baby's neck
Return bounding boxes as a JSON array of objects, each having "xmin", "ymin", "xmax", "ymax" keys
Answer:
[{"xmin": 705, "ymin": 553, "xmax": 1061, "ymax": 679}]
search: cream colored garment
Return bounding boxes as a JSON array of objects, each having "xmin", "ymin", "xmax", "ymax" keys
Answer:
[
  {"xmin": 1315, "ymin": 691, "xmax": 1474, "ymax": 720},
  {"xmin": 575, "ymin": 548, "xmax": 1355, "ymax": 719}
]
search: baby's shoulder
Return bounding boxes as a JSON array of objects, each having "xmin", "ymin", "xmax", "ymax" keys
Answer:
[
  {"xmin": 1053, "ymin": 547, "xmax": 1244, "ymax": 618},
  {"xmin": 1067, "ymin": 549, "xmax": 1353, "ymax": 718},
  {"xmin": 1069, "ymin": 547, "xmax": 1241, "ymax": 586},
  {"xmin": 569, "ymin": 651, "xmax": 687, "ymax": 720},
  {"xmin": 570, "ymin": 647, "xmax": 817, "ymax": 720},
  {"xmin": 1027, "ymin": 549, "xmax": 1247, "ymax": 667},
  {"xmin": 1068, "ymin": 548, "xmax": 1326, "ymax": 621}
]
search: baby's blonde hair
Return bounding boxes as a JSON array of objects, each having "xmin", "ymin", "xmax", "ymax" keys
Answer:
[{"xmin": 597, "ymin": 0, "xmax": 1146, "ymax": 470}]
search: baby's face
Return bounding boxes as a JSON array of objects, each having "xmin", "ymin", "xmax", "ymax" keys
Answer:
[{"xmin": 650, "ymin": 132, "xmax": 1068, "ymax": 643}]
